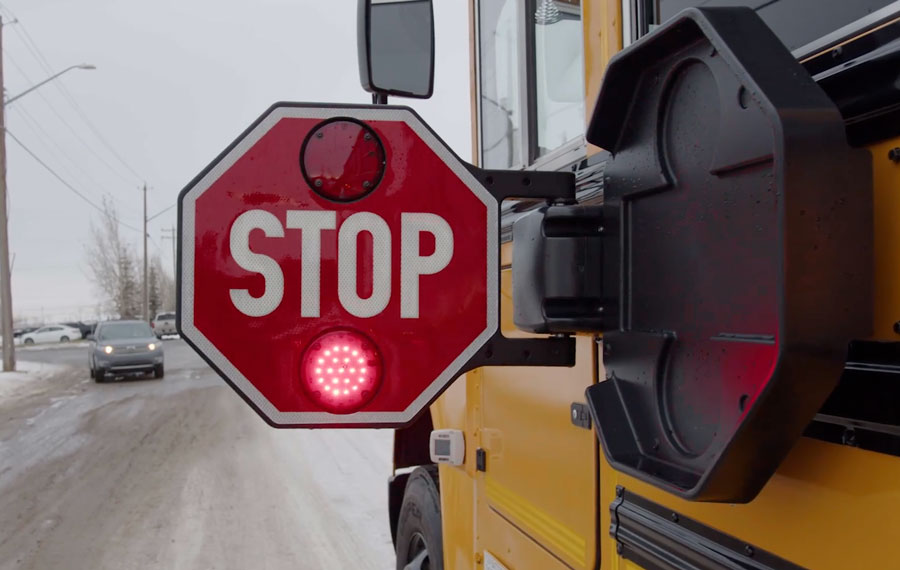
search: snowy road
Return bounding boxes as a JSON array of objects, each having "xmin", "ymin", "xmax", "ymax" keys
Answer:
[{"xmin": 0, "ymin": 340, "xmax": 395, "ymax": 570}]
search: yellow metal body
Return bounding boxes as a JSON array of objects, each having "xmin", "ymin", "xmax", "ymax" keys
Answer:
[{"xmin": 427, "ymin": 2, "xmax": 900, "ymax": 569}]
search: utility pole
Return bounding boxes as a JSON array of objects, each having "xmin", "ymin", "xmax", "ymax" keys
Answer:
[
  {"xmin": 161, "ymin": 226, "xmax": 176, "ymax": 279},
  {"xmin": 0, "ymin": 16, "xmax": 15, "ymax": 371},
  {"xmin": 142, "ymin": 183, "xmax": 148, "ymax": 322}
]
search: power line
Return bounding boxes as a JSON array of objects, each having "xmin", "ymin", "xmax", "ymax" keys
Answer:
[
  {"xmin": 6, "ymin": 128, "xmax": 142, "ymax": 233},
  {"xmin": 6, "ymin": 15, "xmax": 146, "ymax": 183},
  {"xmin": 10, "ymin": 104, "xmax": 118, "ymax": 204},
  {"xmin": 0, "ymin": 2, "xmax": 146, "ymax": 184},
  {"xmin": 4, "ymin": 49, "xmax": 138, "ymax": 187},
  {"xmin": 147, "ymin": 202, "xmax": 176, "ymax": 221}
]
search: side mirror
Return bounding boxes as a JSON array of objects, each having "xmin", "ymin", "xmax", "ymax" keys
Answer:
[{"xmin": 357, "ymin": 0, "xmax": 435, "ymax": 99}]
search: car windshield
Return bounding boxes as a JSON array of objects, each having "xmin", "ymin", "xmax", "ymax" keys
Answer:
[{"xmin": 98, "ymin": 322, "xmax": 153, "ymax": 340}]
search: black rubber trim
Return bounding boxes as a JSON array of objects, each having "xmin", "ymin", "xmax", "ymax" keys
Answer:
[
  {"xmin": 804, "ymin": 340, "xmax": 900, "ymax": 457},
  {"xmin": 611, "ymin": 488, "xmax": 807, "ymax": 570}
]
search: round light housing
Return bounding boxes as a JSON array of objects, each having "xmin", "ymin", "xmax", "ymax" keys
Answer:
[
  {"xmin": 300, "ymin": 329, "xmax": 383, "ymax": 414},
  {"xmin": 300, "ymin": 119, "xmax": 386, "ymax": 202},
  {"xmin": 104, "ymin": 345, "xmax": 114, "ymax": 354},
  {"xmin": 148, "ymin": 343, "xmax": 157, "ymax": 351}
]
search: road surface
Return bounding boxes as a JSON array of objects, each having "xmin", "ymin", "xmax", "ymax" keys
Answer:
[{"xmin": 0, "ymin": 339, "xmax": 395, "ymax": 570}]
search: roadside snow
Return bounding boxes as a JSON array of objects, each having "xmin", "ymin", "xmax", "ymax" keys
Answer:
[
  {"xmin": 0, "ymin": 360, "xmax": 68, "ymax": 399},
  {"xmin": 17, "ymin": 341, "xmax": 89, "ymax": 352}
]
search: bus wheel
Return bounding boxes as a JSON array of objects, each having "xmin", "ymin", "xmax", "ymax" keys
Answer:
[{"xmin": 395, "ymin": 466, "xmax": 442, "ymax": 570}]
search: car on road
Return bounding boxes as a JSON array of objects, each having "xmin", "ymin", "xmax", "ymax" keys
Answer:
[
  {"xmin": 63, "ymin": 321, "xmax": 95, "ymax": 339},
  {"xmin": 151, "ymin": 312, "xmax": 177, "ymax": 338},
  {"xmin": 21, "ymin": 324, "xmax": 82, "ymax": 345},
  {"xmin": 89, "ymin": 320, "xmax": 164, "ymax": 382}
]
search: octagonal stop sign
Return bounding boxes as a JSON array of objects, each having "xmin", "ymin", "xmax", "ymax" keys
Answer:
[{"xmin": 178, "ymin": 104, "xmax": 499, "ymax": 427}]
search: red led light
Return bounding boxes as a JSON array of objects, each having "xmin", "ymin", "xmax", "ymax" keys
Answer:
[
  {"xmin": 300, "ymin": 119, "xmax": 386, "ymax": 202},
  {"xmin": 300, "ymin": 329, "xmax": 383, "ymax": 414}
]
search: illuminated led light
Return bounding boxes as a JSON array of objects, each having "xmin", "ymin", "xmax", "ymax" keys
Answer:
[
  {"xmin": 343, "ymin": 346, "xmax": 348, "ymax": 352},
  {"xmin": 324, "ymin": 350, "xmax": 330, "ymax": 356},
  {"xmin": 300, "ymin": 328, "xmax": 384, "ymax": 414}
]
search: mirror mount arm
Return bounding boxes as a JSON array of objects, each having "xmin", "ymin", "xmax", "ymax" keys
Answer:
[{"xmin": 372, "ymin": 93, "xmax": 388, "ymax": 105}]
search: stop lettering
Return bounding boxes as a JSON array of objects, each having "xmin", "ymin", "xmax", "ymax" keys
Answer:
[{"xmin": 228, "ymin": 209, "xmax": 454, "ymax": 319}]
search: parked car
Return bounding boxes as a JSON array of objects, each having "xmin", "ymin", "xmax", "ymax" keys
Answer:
[
  {"xmin": 21, "ymin": 324, "xmax": 82, "ymax": 345},
  {"xmin": 63, "ymin": 321, "xmax": 95, "ymax": 339},
  {"xmin": 13, "ymin": 327, "xmax": 37, "ymax": 339},
  {"xmin": 89, "ymin": 320, "xmax": 164, "ymax": 382},
  {"xmin": 151, "ymin": 312, "xmax": 177, "ymax": 338}
]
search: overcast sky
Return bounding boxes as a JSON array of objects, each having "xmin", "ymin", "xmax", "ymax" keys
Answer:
[{"xmin": 1, "ymin": 0, "xmax": 470, "ymax": 323}]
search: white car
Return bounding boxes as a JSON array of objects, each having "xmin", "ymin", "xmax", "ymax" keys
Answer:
[{"xmin": 21, "ymin": 324, "xmax": 82, "ymax": 345}]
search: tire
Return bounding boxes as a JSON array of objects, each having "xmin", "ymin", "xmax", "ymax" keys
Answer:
[
  {"xmin": 154, "ymin": 364, "xmax": 165, "ymax": 379},
  {"xmin": 395, "ymin": 467, "xmax": 442, "ymax": 570},
  {"xmin": 60, "ymin": 336, "xmax": 70, "ymax": 343},
  {"xmin": 23, "ymin": 338, "xmax": 34, "ymax": 345},
  {"xmin": 95, "ymin": 369, "xmax": 106, "ymax": 383}
]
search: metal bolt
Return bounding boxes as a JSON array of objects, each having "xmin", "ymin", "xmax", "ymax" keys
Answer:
[
  {"xmin": 364, "ymin": 133, "xmax": 372, "ymax": 141},
  {"xmin": 572, "ymin": 408, "xmax": 578, "ymax": 420},
  {"xmin": 362, "ymin": 180, "xmax": 371, "ymax": 189},
  {"xmin": 615, "ymin": 485, "xmax": 624, "ymax": 497},
  {"xmin": 314, "ymin": 179, "xmax": 323, "ymax": 188},
  {"xmin": 842, "ymin": 428, "xmax": 858, "ymax": 447},
  {"xmin": 315, "ymin": 131, "xmax": 324, "ymax": 139},
  {"xmin": 889, "ymin": 148, "xmax": 900, "ymax": 163},
  {"xmin": 744, "ymin": 545, "xmax": 755, "ymax": 557},
  {"xmin": 670, "ymin": 512, "xmax": 679, "ymax": 522}
]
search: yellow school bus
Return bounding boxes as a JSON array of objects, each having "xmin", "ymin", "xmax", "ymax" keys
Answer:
[{"xmin": 361, "ymin": 1, "xmax": 900, "ymax": 568}]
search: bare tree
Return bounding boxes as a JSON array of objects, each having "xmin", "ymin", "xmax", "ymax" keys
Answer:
[
  {"xmin": 152, "ymin": 254, "xmax": 176, "ymax": 312},
  {"xmin": 85, "ymin": 197, "xmax": 141, "ymax": 318}
]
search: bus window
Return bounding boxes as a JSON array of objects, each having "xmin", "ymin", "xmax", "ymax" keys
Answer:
[
  {"xmin": 649, "ymin": 0, "xmax": 895, "ymax": 52},
  {"xmin": 534, "ymin": 1, "xmax": 585, "ymax": 159},
  {"xmin": 479, "ymin": 0, "xmax": 524, "ymax": 169}
]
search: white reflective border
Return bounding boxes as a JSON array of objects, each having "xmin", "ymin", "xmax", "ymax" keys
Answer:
[{"xmin": 181, "ymin": 105, "xmax": 499, "ymax": 426}]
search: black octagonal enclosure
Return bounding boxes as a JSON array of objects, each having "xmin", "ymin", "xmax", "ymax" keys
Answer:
[{"xmin": 585, "ymin": 7, "xmax": 873, "ymax": 502}]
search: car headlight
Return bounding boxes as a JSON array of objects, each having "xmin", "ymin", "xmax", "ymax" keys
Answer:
[
  {"xmin": 103, "ymin": 345, "xmax": 114, "ymax": 354},
  {"xmin": 148, "ymin": 343, "xmax": 157, "ymax": 351}
]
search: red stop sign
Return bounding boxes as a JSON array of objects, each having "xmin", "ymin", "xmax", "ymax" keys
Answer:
[{"xmin": 178, "ymin": 104, "xmax": 498, "ymax": 427}]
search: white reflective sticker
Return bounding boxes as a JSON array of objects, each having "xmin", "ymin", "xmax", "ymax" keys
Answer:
[
  {"xmin": 338, "ymin": 212, "xmax": 391, "ymax": 318},
  {"xmin": 484, "ymin": 552, "xmax": 509, "ymax": 570},
  {"xmin": 286, "ymin": 210, "xmax": 336, "ymax": 318},
  {"xmin": 229, "ymin": 210, "xmax": 284, "ymax": 317},
  {"xmin": 400, "ymin": 213, "xmax": 453, "ymax": 319}
]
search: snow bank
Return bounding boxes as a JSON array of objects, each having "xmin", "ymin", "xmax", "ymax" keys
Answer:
[{"xmin": 0, "ymin": 360, "xmax": 67, "ymax": 399}]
